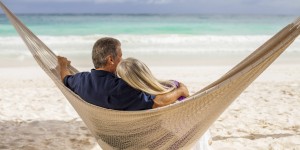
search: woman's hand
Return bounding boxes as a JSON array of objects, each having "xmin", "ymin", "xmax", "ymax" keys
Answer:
[
  {"xmin": 152, "ymin": 82, "xmax": 189, "ymax": 108},
  {"xmin": 179, "ymin": 82, "xmax": 189, "ymax": 97}
]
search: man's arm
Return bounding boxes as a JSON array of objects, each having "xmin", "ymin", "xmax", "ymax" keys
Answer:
[
  {"xmin": 57, "ymin": 56, "xmax": 72, "ymax": 81},
  {"xmin": 152, "ymin": 83, "xmax": 189, "ymax": 108}
]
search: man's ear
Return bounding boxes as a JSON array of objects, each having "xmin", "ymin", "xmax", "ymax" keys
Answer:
[{"xmin": 107, "ymin": 55, "xmax": 114, "ymax": 65}]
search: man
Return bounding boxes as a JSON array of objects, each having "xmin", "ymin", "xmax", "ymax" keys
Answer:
[{"xmin": 58, "ymin": 37, "xmax": 188, "ymax": 110}]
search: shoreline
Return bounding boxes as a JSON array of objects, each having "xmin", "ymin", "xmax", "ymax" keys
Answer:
[{"xmin": 1, "ymin": 51, "xmax": 300, "ymax": 68}]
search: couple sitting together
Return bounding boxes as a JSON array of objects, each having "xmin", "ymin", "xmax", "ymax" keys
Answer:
[
  {"xmin": 58, "ymin": 37, "xmax": 212, "ymax": 149},
  {"xmin": 58, "ymin": 37, "xmax": 189, "ymax": 110}
]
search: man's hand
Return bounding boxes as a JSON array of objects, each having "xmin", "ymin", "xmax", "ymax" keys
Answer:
[
  {"xmin": 57, "ymin": 56, "xmax": 72, "ymax": 81},
  {"xmin": 57, "ymin": 56, "xmax": 71, "ymax": 68}
]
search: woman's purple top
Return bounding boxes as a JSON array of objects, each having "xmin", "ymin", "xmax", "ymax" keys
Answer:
[{"xmin": 172, "ymin": 80, "xmax": 186, "ymax": 101}]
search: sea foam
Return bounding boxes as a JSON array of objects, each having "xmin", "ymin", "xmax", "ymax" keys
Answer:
[{"xmin": 1, "ymin": 35, "xmax": 299, "ymax": 57}]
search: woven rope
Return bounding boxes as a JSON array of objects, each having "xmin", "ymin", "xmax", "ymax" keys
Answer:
[{"xmin": 1, "ymin": 2, "xmax": 299, "ymax": 149}]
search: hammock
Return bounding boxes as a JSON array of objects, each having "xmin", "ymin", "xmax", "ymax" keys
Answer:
[{"xmin": 1, "ymin": 2, "xmax": 300, "ymax": 149}]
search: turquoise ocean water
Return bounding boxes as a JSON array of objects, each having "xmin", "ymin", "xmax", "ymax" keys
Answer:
[
  {"xmin": 0, "ymin": 14, "xmax": 297, "ymax": 36},
  {"xmin": 0, "ymin": 14, "xmax": 299, "ymax": 66}
]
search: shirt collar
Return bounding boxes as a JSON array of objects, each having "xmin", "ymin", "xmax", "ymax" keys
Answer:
[{"xmin": 91, "ymin": 69, "xmax": 117, "ymax": 77}]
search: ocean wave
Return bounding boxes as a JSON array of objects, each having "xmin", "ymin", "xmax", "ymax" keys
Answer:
[{"xmin": 1, "ymin": 35, "xmax": 299, "ymax": 55}]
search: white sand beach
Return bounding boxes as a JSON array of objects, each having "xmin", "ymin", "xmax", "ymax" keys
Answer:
[
  {"xmin": 0, "ymin": 51, "xmax": 300, "ymax": 149},
  {"xmin": 1, "ymin": 1, "xmax": 300, "ymax": 148}
]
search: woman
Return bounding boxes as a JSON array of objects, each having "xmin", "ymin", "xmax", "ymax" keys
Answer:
[
  {"xmin": 116, "ymin": 57, "xmax": 188, "ymax": 107},
  {"xmin": 116, "ymin": 57, "xmax": 212, "ymax": 150}
]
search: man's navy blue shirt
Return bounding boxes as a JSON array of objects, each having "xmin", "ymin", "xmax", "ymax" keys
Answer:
[{"xmin": 63, "ymin": 69, "xmax": 155, "ymax": 110}]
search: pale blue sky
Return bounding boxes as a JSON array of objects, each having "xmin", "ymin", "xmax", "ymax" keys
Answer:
[{"xmin": 1, "ymin": 0, "xmax": 300, "ymax": 14}]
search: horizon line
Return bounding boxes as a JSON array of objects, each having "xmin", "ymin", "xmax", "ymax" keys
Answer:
[{"xmin": 0, "ymin": 12, "xmax": 298, "ymax": 16}]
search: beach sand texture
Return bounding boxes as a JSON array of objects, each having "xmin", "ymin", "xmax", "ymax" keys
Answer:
[
  {"xmin": 0, "ymin": 10, "xmax": 300, "ymax": 149},
  {"xmin": 0, "ymin": 55, "xmax": 300, "ymax": 150}
]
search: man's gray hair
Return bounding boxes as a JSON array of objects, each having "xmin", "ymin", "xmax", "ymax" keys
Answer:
[{"xmin": 92, "ymin": 37, "xmax": 121, "ymax": 68}]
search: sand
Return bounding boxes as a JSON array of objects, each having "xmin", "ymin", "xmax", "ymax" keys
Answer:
[{"xmin": 0, "ymin": 53, "xmax": 300, "ymax": 149}]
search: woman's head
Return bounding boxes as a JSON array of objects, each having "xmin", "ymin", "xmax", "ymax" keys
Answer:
[{"xmin": 116, "ymin": 57, "xmax": 176, "ymax": 95}]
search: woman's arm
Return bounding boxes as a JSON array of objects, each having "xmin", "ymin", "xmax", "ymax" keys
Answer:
[{"xmin": 152, "ymin": 83, "xmax": 189, "ymax": 108}]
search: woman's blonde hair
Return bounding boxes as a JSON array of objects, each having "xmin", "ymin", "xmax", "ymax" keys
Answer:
[{"xmin": 116, "ymin": 57, "xmax": 176, "ymax": 95}]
